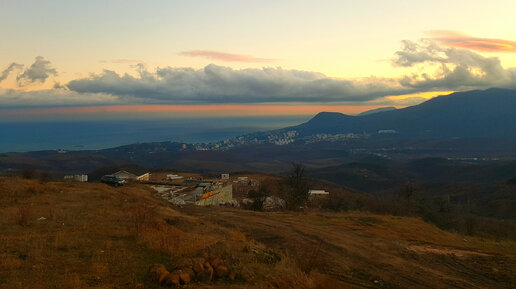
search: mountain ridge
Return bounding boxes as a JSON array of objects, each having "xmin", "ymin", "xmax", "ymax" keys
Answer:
[{"xmin": 288, "ymin": 88, "xmax": 516, "ymax": 139}]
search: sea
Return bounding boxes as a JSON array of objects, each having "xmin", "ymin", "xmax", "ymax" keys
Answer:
[{"xmin": 0, "ymin": 116, "xmax": 310, "ymax": 153}]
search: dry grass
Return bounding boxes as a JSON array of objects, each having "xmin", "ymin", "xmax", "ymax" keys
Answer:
[{"xmin": 0, "ymin": 176, "xmax": 515, "ymax": 289}]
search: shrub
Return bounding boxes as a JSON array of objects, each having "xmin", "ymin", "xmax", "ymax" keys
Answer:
[
  {"xmin": 16, "ymin": 205, "xmax": 31, "ymax": 226},
  {"xmin": 289, "ymin": 241, "xmax": 323, "ymax": 274},
  {"xmin": 129, "ymin": 203, "xmax": 158, "ymax": 236},
  {"xmin": 21, "ymin": 168, "xmax": 35, "ymax": 179}
]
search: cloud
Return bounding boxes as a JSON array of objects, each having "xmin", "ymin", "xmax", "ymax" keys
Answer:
[
  {"xmin": 179, "ymin": 50, "xmax": 274, "ymax": 63},
  {"xmin": 4, "ymin": 37, "xmax": 516, "ymax": 109},
  {"xmin": 66, "ymin": 64, "xmax": 408, "ymax": 104},
  {"xmin": 17, "ymin": 56, "xmax": 57, "ymax": 86},
  {"xmin": 0, "ymin": 63, "xmax": 24, "ymax": 82},
  {"xmin": 0, "ymin": 87, "xmax": 119, "ymax": 107},
  {"xmin": 393, "ymin": 39, "xmax": 516, "ymax": 91},
  {"xmin": 99, "ymin": 59, "xmax": 145, "ymax": 64},
  {"xmin": 428, "ymin": 30, "xmax": 516, "ymax": 53},
  {"xmin": 68, "ymin": 40, "xmax": 516, "ymax": 105}
]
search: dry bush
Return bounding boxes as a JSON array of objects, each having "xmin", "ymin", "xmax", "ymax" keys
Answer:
[
  {"xmin": 15, "ymin": 205, "xmax": 31, "ymax": 226},
  {"xmin": 227, "ymin": 229, "xmax": 247, "ymax": 242},
  {"xmin": 288, "ymin": 241, "xmax": 324, "ymax": 274},
  {"xmin": 39, "ymin": 171, "xmax": 50, "ymax": 183},
  {"xmin": 309, "ymin": 272, "xmax": 346, "ymax": 289},
  {"xmin": 128, "ymin": 203, "xmax": 158, "ymax": 236},
  {"xmin": 21, "ymin": 168, "xmax": 35, "ymax": 179},
  {"xmin": 0, "ymin": 254, "xmax": 23, "ymax": 270},
  {"xmin": 130, "ymin": 209, "xmax": 211, "ymax": 258},
  {"xmin": 268, "ymin": 258, "xmax": 344, "ymax": 289},
  {"xmin": 268, "ymin": 257, "xmax": 314, "ymax": 289},
  {"xmin": 63, "ymin": 274, "xmax": 85, "ymax": 289},
  {"xmin": 26, "ymin": 183, "xmax": 43, "ymax": 195}
]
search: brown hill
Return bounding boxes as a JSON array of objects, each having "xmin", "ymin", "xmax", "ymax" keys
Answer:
[{"xmin": 0, "ymin": 177, "xmax": 515, "ymax": 288}]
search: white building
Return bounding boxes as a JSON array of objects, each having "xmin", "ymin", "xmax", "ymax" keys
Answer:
[
  {"xmin": 167, "ymin": 174, "xmax": 184, "ymax": 180},
  {"xmin": 64, "ymin": 174, "xmax": 88, "ymax": 182},
  {"xmin": 308, "ymin": 189, "xmax": 330, "ymax": 196}
]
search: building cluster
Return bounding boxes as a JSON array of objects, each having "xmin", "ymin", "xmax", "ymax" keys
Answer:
[
  {"xmin": 305, "ymin": 133, "xmax": 367, "ymax": 144},
  {"xmin": 111, "ymin": 170, "xmax": 150, "ymax": 182},
  {"xmin": 150, "ymin": 173, "xmax": 247, "ymax": 207},
  {"xmin": 62, "ymin": 168, "xmax": 331, "ymax": 209}
]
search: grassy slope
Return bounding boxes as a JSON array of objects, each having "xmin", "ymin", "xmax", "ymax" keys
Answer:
[{"xmin": 0, "ymin": 177, "xmax": 515, "ymax": 289}]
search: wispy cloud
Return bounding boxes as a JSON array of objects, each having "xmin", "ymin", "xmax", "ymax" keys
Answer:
[
  {"xmin": 99, "ymin": 59, "xmax": 145, "ymax": 64},
  {"xmin": 17, "ymin": 56, "xmax": 57, "ymax": 86},
  {"xmin": 428, "ymin": 30, "xmax": 516, "ymax": 52},
  {"xmin": 179, "ymin": 50, "xmax": 275, "ymax": 63},
  {"xmin": 0, "ymin": 63, "xmax": 24, "ymax": 82},
  {"xmin": 0, "ymin": 87, "xmax": 118, "ymax": 107}
]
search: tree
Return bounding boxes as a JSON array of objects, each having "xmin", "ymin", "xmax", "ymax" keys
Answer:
[{"xmin": 283, "ymin": 163, "xmax": 310, "ymax": 210}]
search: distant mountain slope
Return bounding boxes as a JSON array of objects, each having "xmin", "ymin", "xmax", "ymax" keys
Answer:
[
  {"xmin": 358, "ymin": 106, "xmax": 397, "ymax": 116},
  {"xmin": 291, "ymin": 88, "xmax": 516, "ymax": 138}
]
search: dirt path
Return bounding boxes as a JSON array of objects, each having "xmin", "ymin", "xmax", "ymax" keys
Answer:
[{"xmin": 180, "ymin": 207, "xmax": 516, "ymax": 289}]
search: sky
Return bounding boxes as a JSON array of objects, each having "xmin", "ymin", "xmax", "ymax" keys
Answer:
[{"xmin": 1, "ymin": 0, "xmax": 516, "ymax": 121}]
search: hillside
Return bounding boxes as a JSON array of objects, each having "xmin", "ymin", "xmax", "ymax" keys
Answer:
[
  {"xmin": 1, "ymin": 177, "xmax": 515, "ymax": 288},
  {"xmin": 358, "ymin": 107, "xmax": 397, "ymax": 116},
  {"xmin": 290, "ymin": 88, "xmax": 516, "ymax": 138}
]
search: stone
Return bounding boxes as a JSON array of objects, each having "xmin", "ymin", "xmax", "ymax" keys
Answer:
[
  {"xmin": 210, "ymin": 258, "xmax": 224, "ymax": 268},
  {"xmin": 148, "ymin": 264, "xmax": 169, "ymax": 283},
  {"xmin": 193, "ymin": 262, "xmax": 204, "ymax": 275},
  {"xmin": 183, "ymin": 267, "xmax": 195, "ymax": 278},
  {"xmin": 229, "ymin": 271, "xmax": 237, "ymax": 281},
  {"xmin": 178, "ymin": 270, "xmax": 191, "ymax": 284},
  {"xmin": 215, "ymin": 265, "xmax": 229, "ymax": 279},
  {"xmin": 262, "ymin": 196, "xmax": 286, "ymax": 211},
  {"xmin": 198, "ymin": 262, "xmax": 214, "ymax": 281},
  {"xmin": 163, "ymin": 272, "xmax": 180, "ymax": 287}
]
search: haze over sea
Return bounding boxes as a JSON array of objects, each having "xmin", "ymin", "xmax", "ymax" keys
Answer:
[{"xmin": 0, "ymin": 116, "xmax": 309, "ymax": 153}]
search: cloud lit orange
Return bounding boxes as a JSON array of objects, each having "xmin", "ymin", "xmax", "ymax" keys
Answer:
[
  {"xmin": 179, "ymin": 50, "xmax": 274, "ymax": 63},
  {"xmin": 428, "ymin": 30, "xmax": 516, "ymax": 52}
]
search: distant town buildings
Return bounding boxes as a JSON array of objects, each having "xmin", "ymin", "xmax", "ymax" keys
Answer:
[
  {"xmin": 378, "ymin": 129, "xmax": 397, "ymax": 134},
  {"xmin": 63, "ymin": 174, "xmax": 88, "ymax": 182},
  {"xmin": 308, "ymin": 189, "xmax": 330, "ymax": 196}
]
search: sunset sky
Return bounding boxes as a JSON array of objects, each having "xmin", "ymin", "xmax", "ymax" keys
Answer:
[{"xmin": 1, "ymin": 0, "xmax": 516, "ymax": 121}]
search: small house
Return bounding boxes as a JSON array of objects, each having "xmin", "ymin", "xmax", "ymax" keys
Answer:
[
  {"xmin": 112, "ymin": 170, "xmax": 138, "ymax": 181},
  {"xmin": 167, "ymin": 174, "xmax": 183, "ymax": 180},
  {"xmin": 308, "ymin": 189, "xmax": 330, "ymax": 196},
  {"xmin": 112, "ymin": 170, "xmax": 150, "ymax": 182},
  {"xmin": 137, "ymin": 172, "xmax": 150, "ymax": 181}
]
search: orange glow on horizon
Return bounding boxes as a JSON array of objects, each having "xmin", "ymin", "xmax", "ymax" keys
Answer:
[{"xmin": 2, "ymin": 104, "xmax": 397, "ymax": 118}]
